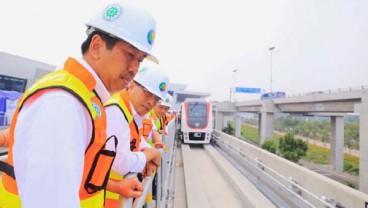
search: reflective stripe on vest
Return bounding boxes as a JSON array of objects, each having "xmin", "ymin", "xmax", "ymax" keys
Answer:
[
  {"xmin": 0, "ymin": 58, "xmax": 114, "ymax": 208},
  {"xmin": 149, "ymin": 110, "xmax": 162, "ymax": 130},
  {"xmin": 156, "ymin": 117, "xmax": 162, "ymax": 131},
  {"xmin": 104, "ymin": 89, "xmax": 142, "ymax": 202}
]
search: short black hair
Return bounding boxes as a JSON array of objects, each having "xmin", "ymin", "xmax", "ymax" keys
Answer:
[{"xmin": 81, "ymin": 30, "xmax": 120, "ymax": 54}]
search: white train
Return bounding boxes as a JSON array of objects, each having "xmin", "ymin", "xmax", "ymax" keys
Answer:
[{"xmin": 179, "ymin": 98, "xmax": 213, "ymax": 144}]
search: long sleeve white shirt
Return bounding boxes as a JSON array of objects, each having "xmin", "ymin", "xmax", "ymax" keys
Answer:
[
  {"xmin": 106, "ymin": 101, "xmax": 151, "ymax": 176},
  {"xmin": 13, "ymin": 57, "xmax": 110, "ymax": 208}
]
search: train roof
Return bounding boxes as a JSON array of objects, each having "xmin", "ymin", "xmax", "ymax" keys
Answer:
[{"xmin": 183, "ymin": 98, "xmax": 208, "ymax": 103}]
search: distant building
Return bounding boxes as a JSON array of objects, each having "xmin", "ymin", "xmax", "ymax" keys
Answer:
[
  {"xmin": 168, "ymin": 83, "xmax": 211, "ymax": 111},
  {"xmin": 0, "ymin": 51, "xmax": 56, "ymax": 92}
]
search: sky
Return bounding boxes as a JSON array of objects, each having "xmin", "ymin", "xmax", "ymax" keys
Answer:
[{"xmin": 1, "ymin": 0, "xmax": 368, "ymax": 102}]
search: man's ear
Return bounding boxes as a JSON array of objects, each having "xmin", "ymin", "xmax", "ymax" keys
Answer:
[{"xmin": 89, "ymin": 34, "xmax": 104, "ymax": 60}]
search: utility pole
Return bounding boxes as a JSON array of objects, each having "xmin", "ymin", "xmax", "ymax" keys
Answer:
[
  {"xmin": 233, "ymin": 69, "xmax": 237, "ymax": 102},
  {"xmin": 269, "ymin": 47, "xmax": 275, "ymax": 93}
]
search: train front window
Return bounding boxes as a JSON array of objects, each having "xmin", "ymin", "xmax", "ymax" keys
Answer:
[
  {"xmin": 187, "ymin": 102, "xmax": 208, "ymax": 128},
  {"xmin": 188, "ymin": 103, "xmax": 207, "ymax": 118}
]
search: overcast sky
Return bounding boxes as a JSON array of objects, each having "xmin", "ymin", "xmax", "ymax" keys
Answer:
[{"xmin": 1, "ymin": 0, "xmax": 368, "ymax": 102}]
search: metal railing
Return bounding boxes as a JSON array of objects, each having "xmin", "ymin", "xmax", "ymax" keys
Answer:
[
  {"xmin": 213, "ymin": 135, "xmax": 327, "ymax": 208},
  {"xmin": 0, "ymin": 112, "xmax": 12, "ymax": 128},
  {"xmin": 119, "ymin": 120, "xmax": 177, "ymax": 208},
  {"xmin": 212, "ymin": 130, "xmax": 368, "ymax": 208}
]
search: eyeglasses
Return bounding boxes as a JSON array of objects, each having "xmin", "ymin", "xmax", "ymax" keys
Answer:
[{"xmin": 135, "ymin": 82, "xmax": 161, "ymax": 104}]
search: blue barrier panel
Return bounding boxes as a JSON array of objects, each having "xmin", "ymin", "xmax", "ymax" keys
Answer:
[
  {"xmin": 0, "ymin": 97, "xmax": 5, "ymax": 126},
  {"xmin": 0, "ymin": 90, "xmax": 22, "ymax": 126},
  {"xmin": 235, "ymin": 87, "xmax": 261, "ymax": 93}
]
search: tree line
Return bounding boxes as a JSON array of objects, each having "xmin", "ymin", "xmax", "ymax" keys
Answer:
[{"xmin": 243, "ymin": 114, "xmax": 359, "ymax": 149}]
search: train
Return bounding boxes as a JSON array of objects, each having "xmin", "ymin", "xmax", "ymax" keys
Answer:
[
  {"xmin": 178, "ymin": 98, "xmax": 213, "ymax": 144},
  {"xmin": 260, "ymin": 91, "xmax": 286, "ymax": 100}
]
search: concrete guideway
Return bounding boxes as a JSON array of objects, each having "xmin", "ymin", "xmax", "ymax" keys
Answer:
[
  {"xmin": 212, "ymin": 130, "xmax": 368, "ymax": 208},
  {"xmin": 203, "ymin": 145, "xmax": 276, "ymax": 208},
  {"xmin": 178, "ymin": 143, "xmax": 275, "ymax": 208}
]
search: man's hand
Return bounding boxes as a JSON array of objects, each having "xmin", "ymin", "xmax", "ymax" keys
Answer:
[
  {"xmin": 142, "ymin": 161, "xmax": 158, "ymax": 177},
  {"xmin": 107, "ymin": 176, "xmax": 143, "ymax": 198},
  {"xmin": 154, "ymin": 141, "xmax": 165, "ymax": 149},
  {"xmin": 158, "ymin": 129, "xmax": 168, "ymax": 135}
]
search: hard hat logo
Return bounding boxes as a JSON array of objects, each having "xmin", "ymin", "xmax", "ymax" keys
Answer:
[
  {"xmin": 159, "ymin": 82, "xmax": 167, "ymax": 92},
  {"xmin": 104, "ymin": 5, "xmax": 122, "ymax": 21},
  {"xmin": 147, "ymin": 30, "xmax": 155, "ymax": 45},
  {"xmin": 139, "ymin": 67, "xmax": 148, "ymax": 73}
]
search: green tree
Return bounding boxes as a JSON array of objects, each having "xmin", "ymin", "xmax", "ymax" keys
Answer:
[
  {"xmin": 345, "ymin": 123, "xmax": 359, "ymax": 149},
  {"xmin": 261, "ymin": 140, "xmax": 277, "ymax": 154},
  {"xmin": 279, "ymin": 132, "xmax": 308, "ymax": 162},
  {"xmin": 222, "ymin": 122, "xmax": 234, "ymax": 135}
]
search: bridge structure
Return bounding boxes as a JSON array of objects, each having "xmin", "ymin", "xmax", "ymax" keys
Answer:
[
  {"xmin": 2, "ymin": 86, "xmax": 368, "ymax": 207},
  {"xmin": 1, "ymin": 116, "xmax": 368, "ymax": 207},
  {"xmin": 212, "ymin": 86, "xmax": 368, "ymax": 194}
]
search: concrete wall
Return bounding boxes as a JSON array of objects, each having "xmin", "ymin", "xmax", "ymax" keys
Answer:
[
  {"xmin": 0, "ymin": 52, "xmax": 55, "ymax": 90},
  {"xmin": 213, "ymin": 130, "xmax": 368, "ymax": 208}
]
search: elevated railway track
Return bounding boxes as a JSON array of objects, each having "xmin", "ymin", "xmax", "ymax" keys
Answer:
[{"xmin": 175, "ymin": 131, "xmax": 368, "ymax": 207}]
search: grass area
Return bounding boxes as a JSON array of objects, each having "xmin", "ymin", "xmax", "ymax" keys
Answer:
[
  {"xmin": 344, "ymin": 153, "xmax": 360, "ymax": 175},
  {"xmin": 241, "ymin": 124, "xmax": 360, "ymax": 176},
  {"xmin": 302, "ymin": 144, "xmax": 330, "ymax": 165},
  {"xmin": 240, "ymin": 124, "xmax": 285, "ymax": 143},
  {"xmin": 302, "ymin": 144, "xmax": 360, "ymax": 176},
  {"xmin": 240, "ymin": 124, "xmax": 259, "ymax": 143}
]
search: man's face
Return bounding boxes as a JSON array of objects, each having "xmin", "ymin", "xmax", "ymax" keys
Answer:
[
  {"xmin": 129, "ymin": 82, "xmax": 161, "ymax": 116},
  {"xmin": 100, "ymin": 40, "xmax": 147, "ymax": 94},
  {"xmin": 154, "ymin": 104, "xmax": 170, "ymax": 118}
]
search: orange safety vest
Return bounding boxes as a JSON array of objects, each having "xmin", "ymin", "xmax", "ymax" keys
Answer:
[
  {"xmin": 161, "ymin": 115, "xmax": 168, "ymax": 130},
  {"xmin": 142, "ymin": 118, "xmax": 153, "ymax": 141},
  {"xmin": 104, "ymin": 89, "xmax": 142, "ymax": 207},
  {"xmin": 0, "ymin": 58, "xmax": 116, "ymax": 208}
]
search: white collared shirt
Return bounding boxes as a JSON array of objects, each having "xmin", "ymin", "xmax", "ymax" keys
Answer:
[
  {"xmin": 13, "ymin": 57, "xmax": 110, "ymax": 208},
  {"xmin": 105, "ymin": 98, "xmax": 151, "ymax": 176}
]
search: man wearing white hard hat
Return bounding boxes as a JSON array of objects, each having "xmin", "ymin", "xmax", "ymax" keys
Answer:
[
  {"xmin": 104, "ymin": 66, "xmax": 170, "ymax": 207},
  {"xmin": 0, "ymin": 2, "xmax": 159, "ymax": 208},
  {"xmin": 147, "ymin": 93, "xmax": 174, "ymax": 145}
]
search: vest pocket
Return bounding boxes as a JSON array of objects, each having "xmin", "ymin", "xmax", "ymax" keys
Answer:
[{"xmin": 85, "ymin": 136, "xmax": 117, "ymax": 194}]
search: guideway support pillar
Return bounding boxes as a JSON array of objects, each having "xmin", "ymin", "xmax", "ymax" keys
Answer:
[{"xmin": 330, "ymin": 116, "xmax": 344, "ymax": 172}]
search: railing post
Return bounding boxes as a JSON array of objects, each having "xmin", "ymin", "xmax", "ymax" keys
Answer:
[{"xmin": 117, "ymin": 173, "xmax": 137, "ymax": 208}]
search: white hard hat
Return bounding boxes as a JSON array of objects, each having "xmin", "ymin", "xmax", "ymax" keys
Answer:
[
  {"xmin": 159, "ymin": 94, "xmax": 173, "ymax": 108},
  {"xmin": 133, "ymin": 66, "xmax": 169, "ymax": 100},
  {"xmin": 86, "ymin": 2, "xmax": 158, "ymax": 63}
]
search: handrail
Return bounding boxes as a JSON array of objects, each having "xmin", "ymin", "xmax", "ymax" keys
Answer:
[
  {"xmin": 213, "ymin": 135, "xmax": 326, "ymax": 208},
  {"xmin": 132, "ymin": 175, "xmax": 153, "ymax": 207},
  {"xmin": 212, "ymin": 130, "xmax": 368, "ymax": 208},
  {"xmin": 0, "ymin": 155, "xmax": 8, "ymax": 162},
  {"xmin": 118, "ymin": 119, "xmax": 177, "ymax": 208}
]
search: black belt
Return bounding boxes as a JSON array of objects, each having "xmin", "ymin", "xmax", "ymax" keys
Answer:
[{"xmin": 0, "ymin": 160, "xmax": 15, "ymax": 179}]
